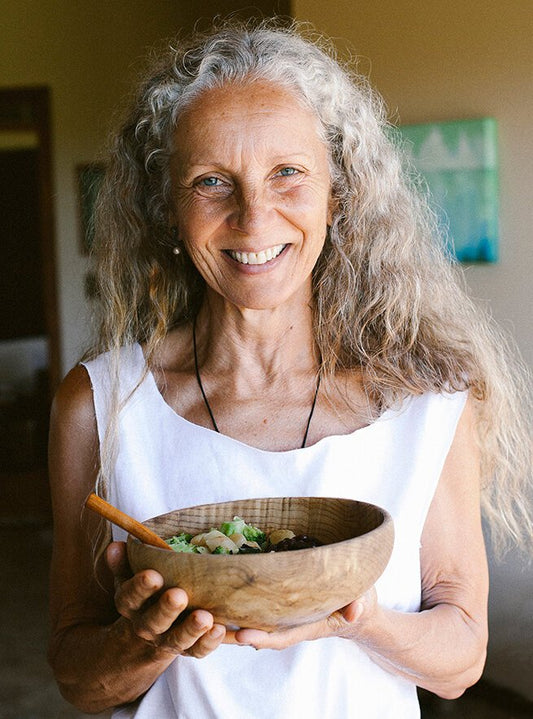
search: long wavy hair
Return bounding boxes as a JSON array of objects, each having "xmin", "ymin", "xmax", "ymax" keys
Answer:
[{"xmin": 89, "ymin": 18, "xmax": 532, "ymax": 554}]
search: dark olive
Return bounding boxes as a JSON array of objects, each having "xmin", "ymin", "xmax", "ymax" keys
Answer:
[{"xmin": 269, "ymin": 534, "xmax": 323, "ymax": 552}]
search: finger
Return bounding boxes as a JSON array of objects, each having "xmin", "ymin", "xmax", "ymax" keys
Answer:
[
  {"xmin": 340, "ymin": 599, "xmax": 364, "ymax": 624},
  {"xmin": 184, "ymin": 623, "xmax": 226, "ymax": 659},
  {"xmin": 326, "ymin": 609, "xmax": 354, "ymax": 634},
  {"xmin": 161, "ymin": 609, "xmax": 215, "ymax": 655},
  {"xmin": 235, "ymin": 627, "xmax": 269, "ymax": 647},
  {"xmin": 340, "ymin": 587, "xmax": 377, "ymax": 625},
  {"xmin": 133, "ymin": 587, "xmax": 188, "ymax": 641},
  {"xmin": 223, "ymin": 629, "xmax": 239, "ymax": 644},
  {"xmin": 106, "ymin": 541, "xmax": 129, "ymax": 581},
  {"xmin": 114, "ymin": 569, "xmax": 164, "ymax": 619},
  {"xmin": 235, "ymin": 625, "xmax": 314, "ymax": 650},
  {"xmin": 236, "ymin": 612, "xmax": 350, "ymax": 650}
]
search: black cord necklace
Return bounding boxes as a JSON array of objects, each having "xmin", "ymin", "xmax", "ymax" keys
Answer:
[{"xmin": 192, "ymin": 318, "xmax": 321, "ymax": 449}]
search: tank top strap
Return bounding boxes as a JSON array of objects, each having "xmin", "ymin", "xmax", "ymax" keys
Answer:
[{"xmin": 81, "ymin": 343, "xmax": 148, "ymax": 448}]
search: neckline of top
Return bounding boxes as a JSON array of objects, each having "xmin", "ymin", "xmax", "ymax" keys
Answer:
[{"xmin": 133, "ymin": 342, "xmax": 403, "ymax": 455}]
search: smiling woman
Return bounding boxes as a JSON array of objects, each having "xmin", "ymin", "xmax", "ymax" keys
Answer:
[
  {"xmin": 169, "ymin": 80, "xmax": 333, "ymax": 311},
  {"xmin": 47, "ymin": 18, "xmax": 532, "ymax": 719}
]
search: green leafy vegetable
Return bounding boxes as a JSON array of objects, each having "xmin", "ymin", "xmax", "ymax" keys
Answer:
[
  {"xmin": 165, "ymin": 517, "xmax": 319, "ymax": 554},
  {"xmin": 220, "ymin": 516, "xmax": 266, "ymax": 544},
  {"xmin": 219, "ymin": 517, "xmax": 246, "ymax": 537},
  {"xmin": 212, "ymin": 545, "xmax": 232, "ymax": 554},
  {"xmin": 166, "ymin": 532, "xmax": 203, "ymax": 553},
  {"xmin": 242, "ymin": 523, "xmax": 266, "ymax": 545}
]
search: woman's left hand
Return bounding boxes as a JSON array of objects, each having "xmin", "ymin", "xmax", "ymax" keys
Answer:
[{"xmin": 227, "ymin": 587, "xmax": 377, "ymax": 650}]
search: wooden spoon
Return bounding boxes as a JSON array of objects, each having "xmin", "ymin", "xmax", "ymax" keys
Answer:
[{"xmin": 85, "ymin": 493, "xmax": 172, "ymax": 550}]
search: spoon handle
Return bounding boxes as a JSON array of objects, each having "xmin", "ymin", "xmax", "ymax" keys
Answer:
[{"xmin": 85, "ymin": 493, "xmax": 172, "ymax": 550}]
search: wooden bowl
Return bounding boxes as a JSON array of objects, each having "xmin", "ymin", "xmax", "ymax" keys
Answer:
[{"xmin": 127, "ymin": 496, "xmax": 394, "ymax": 631}]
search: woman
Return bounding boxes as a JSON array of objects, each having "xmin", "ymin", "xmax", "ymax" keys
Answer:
[{"xmin": 48, "ymin": 20, "xmax": 532, "ymax": 718}]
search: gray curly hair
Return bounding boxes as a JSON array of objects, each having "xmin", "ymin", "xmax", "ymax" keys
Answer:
[{"xmin": 91, "ymin": 18, "xmax": 532, "ymax": 554}]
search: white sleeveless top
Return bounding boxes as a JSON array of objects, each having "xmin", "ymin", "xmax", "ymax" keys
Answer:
[{"xmin": 83, "ymin": 344, "xmax": 467, "ymax": 719}]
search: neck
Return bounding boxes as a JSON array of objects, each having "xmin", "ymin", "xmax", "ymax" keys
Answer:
[
  {"xmin": 194, "ymin": 291, "xmax": 319, "ymax": 383},
  {"xmin": 192, "ymin": 314, "xmax": 321, "ymax": 447}
]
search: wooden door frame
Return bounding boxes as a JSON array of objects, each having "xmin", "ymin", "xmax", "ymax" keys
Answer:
[{"xmin": 0, "ymin": 86, "xmax": 61, "ymax": 394}]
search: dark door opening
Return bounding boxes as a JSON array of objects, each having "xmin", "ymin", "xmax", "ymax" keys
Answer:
[{"xmin": 0, "ymin": 87, "xmax": 59, "ymax": 524}]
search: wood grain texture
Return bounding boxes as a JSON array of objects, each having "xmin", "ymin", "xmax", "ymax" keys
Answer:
[{"xmin": 127, "ymin": 496, "xmax": 394, "ymax": 631}]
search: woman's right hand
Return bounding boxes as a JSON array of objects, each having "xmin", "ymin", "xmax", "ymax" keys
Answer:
[{"xmin": 106, "ymin": 541, "xmax": 227, "ymax": 658}]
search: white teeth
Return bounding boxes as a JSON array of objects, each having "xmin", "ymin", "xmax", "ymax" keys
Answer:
[{"xmin": 228, "ymin": 244, "xmax": 286, "ymax": 265}]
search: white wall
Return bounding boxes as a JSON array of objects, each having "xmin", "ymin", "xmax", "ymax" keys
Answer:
[{"xmin": 293, "ymin": 0, "xmax": 533, "ymax": 699}]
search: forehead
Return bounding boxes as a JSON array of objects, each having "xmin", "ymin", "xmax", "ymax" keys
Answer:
[{"xmin": 172, "ymin": 80, "xmax": 325, "ymax": 158}]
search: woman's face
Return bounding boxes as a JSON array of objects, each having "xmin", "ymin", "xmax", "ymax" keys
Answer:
[{"xmin": 169, "ymin": 80, "xmax": 333, "ymax": 312}]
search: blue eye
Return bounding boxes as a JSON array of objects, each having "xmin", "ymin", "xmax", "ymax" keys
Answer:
[
  {"xmin": 194, "ymin": 175, "xmax": 232, "ymax": 197},
  {"xmin": 279, "ymin": 167, "xmax": 298, "ymax": 176}
]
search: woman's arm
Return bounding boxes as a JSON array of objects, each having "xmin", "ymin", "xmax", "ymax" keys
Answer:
[
  {"xmin": 235, "ymin": 397, "xmax": 489, "ymax": 700},
  {"xmin": 48, "ymin": 366, "xmax": 226, "ymax": 714}
]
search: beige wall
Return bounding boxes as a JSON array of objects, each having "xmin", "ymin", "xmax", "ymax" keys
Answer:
[
  {"xmin": 293, "ymin": 0, "xmax": 533, "ymax": 699},
  {"xmin": 177, "ymin": 0, "xmax": 291, "ymax": 31},
  {"xmin": 293, "ymin": 0, "xmax": 533, "ymax": 364}
]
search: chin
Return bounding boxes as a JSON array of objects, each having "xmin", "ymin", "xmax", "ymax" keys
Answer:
[{"xmin": 208, "ymin": 278, "xmax": 312, "ymax": 314}]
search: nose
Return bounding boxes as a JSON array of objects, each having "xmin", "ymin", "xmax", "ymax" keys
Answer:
[{"xmin": 229, "ymin": 186, "xmax": 273, "ymax": 235}]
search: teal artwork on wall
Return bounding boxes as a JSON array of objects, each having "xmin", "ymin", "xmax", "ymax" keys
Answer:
[{"xmin": 399, "ymin": 118, "xmax": 499, "ymax": 263}]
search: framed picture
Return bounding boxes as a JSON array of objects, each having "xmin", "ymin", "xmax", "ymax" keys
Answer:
[
  {"xmin": 77, "ymin": 163, "xmax": 105, "ymax": 254},
  {"xmin": 398, "ymin": 118, "xmax": 499, "ymax": 263}
]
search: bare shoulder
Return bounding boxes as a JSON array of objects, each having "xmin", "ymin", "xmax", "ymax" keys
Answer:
[
  {"xmin": 51, "ymin": 364, "xmax": 95, "ymax": 426},
  {"xmin": 49, "ymin": 364, "xmax": 99, "ymax": 499},
  {"xmin": 49, "ymin": 365, "xmax": 115, "ymax": 632}
]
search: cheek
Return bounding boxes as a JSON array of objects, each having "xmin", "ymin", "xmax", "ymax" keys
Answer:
[
  {"xmin": 292, "ymin": 181, "xmax": 332, "ymax": 223},
  {"xmin": 177, "ymin": 200, "xmax": 228, "ymax": 243},
  {"xmin": 299, "ymin": 198, "xmax": 331, "ymax": 245},
  {"xmin": 181, "ymin": 244, "xmax": 224, "ymax": 289}
]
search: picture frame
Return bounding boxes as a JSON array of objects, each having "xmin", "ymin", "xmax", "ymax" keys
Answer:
[
  {"xmin": 398, "ymin": 118, "xmax": 499, "ymax": 263},
  {"xmin": 77, "ymin": 162, "xmax": 105, "ymax": 254}
]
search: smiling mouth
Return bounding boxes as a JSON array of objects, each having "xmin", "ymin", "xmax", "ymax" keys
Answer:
[{"xmin": 225, "ymin": 243, "xmax": 287, "ymax": 266}]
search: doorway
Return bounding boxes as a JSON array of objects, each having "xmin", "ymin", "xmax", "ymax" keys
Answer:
[{"xmin": 0, "ymin": 86, "xmax": 59, "ymax": 523}]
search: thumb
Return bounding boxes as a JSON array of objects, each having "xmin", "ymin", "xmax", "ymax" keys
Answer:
[
  {"xmin": 341, "ymin": 599, "xmax": 365, "ymax": 624},
  {"xmin": 341, "ymin": 586, "xmax": 377, "ymax": 624}
]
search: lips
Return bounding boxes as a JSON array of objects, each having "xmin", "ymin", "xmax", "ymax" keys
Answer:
[{"xmin": 225, "ymin": 243, "xmax": 287, "ymax": 266}]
